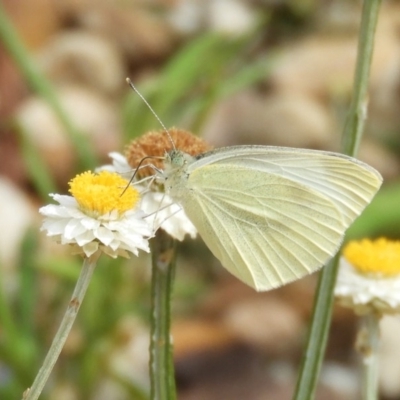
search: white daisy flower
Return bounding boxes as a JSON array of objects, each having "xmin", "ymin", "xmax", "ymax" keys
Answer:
[
  {"xmin": 335, "ymin": 238, "xmax": 400, "ymax": 315},
  {"xmin": 101, "ymin": 147, "xmax": 197, "ymax": 241},
  {"xmin": 98, "ymin": 151, "xmax": 133, "ymax": 176},
  {"xmin": 141, "ymin": 190, "xmax": 197, "ymax": 241},
  {"xmin": 40, "ymin": 171, "xmax": 152, "ymax": 258}
]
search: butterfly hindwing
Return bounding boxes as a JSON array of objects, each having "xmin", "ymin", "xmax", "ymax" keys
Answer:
[{"xmin": 181, "ymin": 164, "xmax": 345, "ymax": 291}]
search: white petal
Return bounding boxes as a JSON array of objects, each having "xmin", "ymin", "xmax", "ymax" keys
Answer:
[
  {"xmin": 141, "ymin": 191, "xmax": 197, "ymax": 241},
  {"xmin": 97, "ymin": 152, "xmax": 132, "ymax": 175},
  {"xmin": 51, "ymin": 194, "xmax": 78, "ymax": 207},
  {"xmin": 64, "ymin": 219, "xmax": 87, "ymax": 239},
  {"xmin": 40, "ymin": 204, "xmax": 71, "ymax": 218},
  {"xmin": 80, "ymin": 216, "xmax": 101, "ymax": 230},
  {"xmin": 75, "ymin": 230, "xmax": 96, "ymax": 246},
  {"xmin": 94, "ymin": 226, "xmax": 115, "ymax": 246},
  {"xmin": 82, "ymin": 241, "xmax": 99, "ymax": 257},
  {"xmin": 109, "ymin": 152, "xmax": 132, "ymax": 171},
  {"xmin": 41, "ymin": 218, "xmax": 70, "ymax": 235}
]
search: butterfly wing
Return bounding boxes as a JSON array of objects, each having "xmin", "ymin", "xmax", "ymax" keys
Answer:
[
  {"xmin": 190, "ymin": 146, "xmax": 382, "ymax": 226},
  {"xmin": 179, "ymin": 165, "xmax": 343, "ymax": 290},
  {"xmin": 177, "ymin": 148, "xmax": 382, "ymax": 291}
]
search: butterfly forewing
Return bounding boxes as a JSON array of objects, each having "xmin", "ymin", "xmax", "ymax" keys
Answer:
[{"xmin": 189, "ymin": 146, "xmax": 382, "ymax": 226}]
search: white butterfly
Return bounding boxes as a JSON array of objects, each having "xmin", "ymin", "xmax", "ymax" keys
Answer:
[{"xmin": 159, "ymin": 145, "xmax": 382, "ymax": 291}]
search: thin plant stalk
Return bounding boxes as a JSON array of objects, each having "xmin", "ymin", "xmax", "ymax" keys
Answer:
[
  {"xmin": 357, "ymin": 313, "xmax": 381, "ymax": 400},
  {"xmin": 342, "ymin": 0, "xmax": 383, "ymax": 156},
  {"xmin": 149, "ymin": 230, "xmax": 177, "ymax": 400},
  {"xmin": 22, "ymin": 254, "xmax": 100, "ymax": 400},
  {"xmin": 293, "ymin": 1, "xmax": 383, "ymax": 399}
]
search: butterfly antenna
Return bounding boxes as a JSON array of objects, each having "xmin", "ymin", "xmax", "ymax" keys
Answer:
[{"xmin": 126, "ymin": 78, "xmax": 176, "ymax": 150}]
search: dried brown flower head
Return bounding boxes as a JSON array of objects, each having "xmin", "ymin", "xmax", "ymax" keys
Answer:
[{"xmin": 125, "ymin": 128, "xmax": 212, "ymax": 179}]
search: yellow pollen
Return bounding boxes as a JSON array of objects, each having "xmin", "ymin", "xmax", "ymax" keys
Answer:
[
  {"xmin": 69, "ymin": 171, "xmax": 139, "ymax": 216},
  {"xmin": 344, "ymin": 238, "xmax": 400, "ymax": 277}
]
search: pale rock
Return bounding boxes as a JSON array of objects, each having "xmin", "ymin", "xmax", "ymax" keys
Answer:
[
  {"xmin": 173, "ymin": 318, "xmax": 236, "ymax": 359},
  {"xmin": 379, "ymin": 315, "xmax": 400, "ymax": 398},
  {"xmin": 38, "ymin": 31, "xmax": 126, "ymax": 95},
  {"xmin": 4, "ymin": 0, "xmax": 61, "ymax": 49},
  {"xmin": 270, "ymin": 36, "xmax": 358, "ymax": 99},
  {"xmin": 366, "ymin": 3, "xmax": 400, "ymax": 144},
  {"xmin": 90, "ymin": 317, "xmax": 150, "ymax": 400},
  {"xmin": 207, "ymin": 0, "xmax": 257, "ymax": 36},
  {"xmin": 91, "ymin": 380, "xmax": 128, "ymax": 400},
  {"xmin": 168, "ymin": 0, "xmax": 257, "ymax": 36},
  {"xmin": 203, "ymin": 91, "xmax": 336, "ymax": 149},
  {"xmin": 49, "ymin": 383, "xmax": 79, "ymax": 400},
  {"xmin": 17, "ymin": 86, "xmax": 121, "ymax": 183},
  {"xmin": 108, "ymin": 317, "xmax": 150, "ymax": 390},
  {"xmin": 316, "ymin": 1, "xmax": 361, "ymax": 34},
  {"xmin": 368, "ymin": 48, "xmax": 400, "ymax": 141},
  {"xmin": 320, "ymin": 362, "xmax": 359, "ymax": 399},
  {"xmin": 357, "ymin": 139, "xmax": 400, "ymax": 181},
  {"xmin": 223, "ymin": 296, "xmax": 302, "ymax": 353},
  {"xmin": 77, "ymin": 4, "xmax": 176, "ymax": 61},
  {"xmin": 167, "ymin": 0, "xmax": 205, "ymax": 35},
  {"xmin": 0, "ymin": 178, "xmax": 37, "ymax": 293},
  {"xmin": 269, "ymin": 16, "xmax": 399, "ymax": 101}
]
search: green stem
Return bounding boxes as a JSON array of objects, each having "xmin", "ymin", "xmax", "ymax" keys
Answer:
[
  {"xmin": 0, "ymin": 3, "xmax": 97, "ymax": 170},
  {"xmin": 149, "ymin": 231, "xmax": 177, "ymax": 400},
  {"xmin": 293, "ymin": 1, "xmax": 382, "ymax": 399},
  {"xmin": 292, "ymin": 255, "xmax": 339, "ymax": 400},
  {"xmin": 342, "ymin": 0, "xmax": 383, "ymax": 156},
  {"xmin": 22, "ymin": 254, "xmax": 99, "ymax": 400},
  {"xmin": 357, "ymin": 313, "xmax": 381, "ymax": 400}
]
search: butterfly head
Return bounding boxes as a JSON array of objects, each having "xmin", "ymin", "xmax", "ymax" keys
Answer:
[
  {"xmin": 125, "ymin": 128, "xmax": 212, "ymax": 179},
  {"xmin": 165, "ymin": 149, "xmax": 194, "ymax": 168}
]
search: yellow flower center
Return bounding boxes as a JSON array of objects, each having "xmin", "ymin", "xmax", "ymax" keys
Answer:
[
  {"xmin": 344, "ymin": 238, "xmax": 400, "ymax": 277},
  {"xmin": 69, "ymin": 171, "xmax": 139, "ymax": 216}
]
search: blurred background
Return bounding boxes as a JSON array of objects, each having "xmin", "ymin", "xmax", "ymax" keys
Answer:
[{"xmin": 1, "ymin": 0, "xmax": 400, "ymax": 399}]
